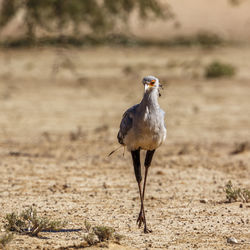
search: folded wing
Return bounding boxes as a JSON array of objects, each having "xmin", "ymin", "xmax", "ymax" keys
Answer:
[{"xmin": 117, "ymin": 104, "xmax": 138, "ymax": 145}]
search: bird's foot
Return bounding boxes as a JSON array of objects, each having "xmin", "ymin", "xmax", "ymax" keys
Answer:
[
  {"xmin": 143, "ymin": 226, "xmax": 152, "ymax": 234},
  {"xmin": 136, "ymin": 211, "xmax": 145, "ymax": 228}
]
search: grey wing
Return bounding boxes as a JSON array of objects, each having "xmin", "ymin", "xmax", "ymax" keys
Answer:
[{"xmin": 117, "ymin": 104, "xmax": 138, "ymax": 145}]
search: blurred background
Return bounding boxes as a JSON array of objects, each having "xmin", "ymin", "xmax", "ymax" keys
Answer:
[
  {"xmin": 0, "ymin": 0, "xmax": 250, "ymax": 143},
  {"xmin": 0, "ymin": 1, "xmax": 250, "ymax": 249}
]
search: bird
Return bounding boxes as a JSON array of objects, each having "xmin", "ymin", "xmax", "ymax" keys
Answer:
[{"xmin": 117, "ymin": 75, "xmax": 167, "ymax": 233}]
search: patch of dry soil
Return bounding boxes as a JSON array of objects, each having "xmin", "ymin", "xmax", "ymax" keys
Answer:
[{"xmin": 0, "ymin": 46, "xmax": 249, "ymax": 249}]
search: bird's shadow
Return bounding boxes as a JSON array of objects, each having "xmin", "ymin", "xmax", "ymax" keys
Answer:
[
  {"xmin": 42, "ymin": 228, "xmax": 83, "ymax": 233},
  {"xmin": 25, "ymin": 228, "xmax": 83, "ymax": 239}
]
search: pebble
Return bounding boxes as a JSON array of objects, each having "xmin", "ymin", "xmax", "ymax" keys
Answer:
[
  {"xmin": 227, "ymin": 237, "xmax": 238, "ymax": 244},
  {"xmin": 200, "ymin": 199, "xmax": 208, "ymax": 203}
]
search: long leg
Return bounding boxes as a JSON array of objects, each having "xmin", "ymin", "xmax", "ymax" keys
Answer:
[
  {"xmin": 131, "ymin": 149, "xmax": 145, "ymax": 229},
  {"xmin": 141, "ymin": 149, "xmax": 155, "ymax": 233},
  {"xmin": 143, "ymin": 149, "xmax": 155, "ymax": 199}
]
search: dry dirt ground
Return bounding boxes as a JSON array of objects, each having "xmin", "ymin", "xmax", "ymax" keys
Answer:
[{"xmin": 0, "ymin": 46, "xmax": 250, "ymax": 249}]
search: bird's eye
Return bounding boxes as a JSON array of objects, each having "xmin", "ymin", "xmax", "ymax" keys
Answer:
[{"xmin": 150, "ymin": 80, "xmax": 156, "ymax": 85}]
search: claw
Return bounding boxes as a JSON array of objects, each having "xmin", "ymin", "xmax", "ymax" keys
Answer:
[
  {"xmin": 136, "ymin": 211, "xmax": 145, "ymax": 228},
  {"xmin": 144, "ymin": 227, "xmax": 152, "ymax": 234}
]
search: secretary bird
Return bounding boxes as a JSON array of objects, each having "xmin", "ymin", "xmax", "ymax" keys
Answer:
[{"xmin": 117, "ymin": 75, "xmax": 166, "ymax": 233}]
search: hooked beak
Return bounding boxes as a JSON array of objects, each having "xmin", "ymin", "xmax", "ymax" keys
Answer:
[
  {"xmin": 144, "ymin": 83, "xmax": 150, "ymax": 91},
  {"xmin": 144, "ymin": 81, "xmax": 155, "ymax": 92}
]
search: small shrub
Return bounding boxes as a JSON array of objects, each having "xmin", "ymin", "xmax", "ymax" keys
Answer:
[
  {"xmin": 4, "ymin": 212, "xmax": 26, "ymax": 233},
  {"xmin": 93, "ymin": 226, "xmax": 115, "ymax": 242},
  {"xmin": 4, "ymin": 206, "xmax": 67, "ymax": 237},
  {"xmin": 205, "ymin": 61, "xmax": 236, "ymax": 78},
  {"xmin": 224, "ymin": 181, "xmax": 240, "ymax": 202},
  {"xmin": 196, "ymin": 32, "xmax": 222, "ymax": 47},
  {"xmin": 84, "ymin": 232, "xmax": 97, "ymax": 246},
  {"xmin": 83, "ymin": 221, "xmax": 123, "ymax": 247},
  {"xmin": 0, "ymin": 233, "xmax": 14, "ymax": 248},
  {"xmin": 224, "ymin": 181, "xmax": 250, "ymax": 203},
  {"xmin": 164, "ymin": 32, "xmax": 223, "ymax": 47}
]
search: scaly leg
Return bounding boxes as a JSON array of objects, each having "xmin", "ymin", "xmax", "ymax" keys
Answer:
[
  {"xmin": 131, "ymin": 149, "xmax": 145, "ymax": 228},
  {"xmin": 141, "ymin": 150, "xmax": 155, "ymax": 233}
]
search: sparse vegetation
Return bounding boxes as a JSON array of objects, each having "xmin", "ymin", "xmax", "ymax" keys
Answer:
[
  {"xmin": 0, "ymin": 32, "xmax": 225, "ymax": 48},
  {"xmin": 224, "ymin": 181, "xmax": 250, "ymax": 203},
  {"xmin": 165, "ymin": 32, "xmax": 223, "ymax": 47},
  {"xmin": 93, "ymin": 226, "xmax": 115, "ymax": 242},
  {"xmin": 84, "ymin": 232, "xmax": 97, "ymax": 246},
  {"xmin": 196, "ymin": 32, "xmax": 223, "ymax": 47},
  {"xmin": 205, "ymin": 61, "xmax": 236, "ymax": 78},
  {"xmin": 0, "ymin": 233, "xmax": 14, "ymax": 248},
  {"xmin": 4, "ymin": 206, "xmax": 67, "ymax": 237},
  {"xmin": 83, "ymin": 220, "xmax": 123, "ymax": 247}
]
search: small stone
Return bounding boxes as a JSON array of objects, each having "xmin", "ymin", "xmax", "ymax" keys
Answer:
[
  {"xmin": 200, "ymin": 199, "xmax": 208, "ymax": 203},
  {"xmin": 227, "ymin": 237, "xmax": 238, "ymax": 244},
  {"xmin": 239, "ymin": 203, "xmax": 243, "ymax": 208}
]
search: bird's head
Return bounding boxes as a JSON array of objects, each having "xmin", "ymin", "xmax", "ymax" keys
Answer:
[{"xmin": 142, "ymin": 76, "xmax": 163, "ymax": 96}]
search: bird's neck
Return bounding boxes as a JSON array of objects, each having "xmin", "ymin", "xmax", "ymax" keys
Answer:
[{"xmin": 140, "ymin": 89, "xmax": 159, "ymax": 110}]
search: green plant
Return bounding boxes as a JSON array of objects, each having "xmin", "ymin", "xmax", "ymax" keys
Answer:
[
  {"xmin": 4, "ymin": 212, "xmax": 26, "ymax": 233},
  {"xmin": 4, "ymin": 206, "xmax": 67, "ymax": 237},
  {"xmin": 205, "ymin": 61, "xmax": 236, "ymax": 78},
  {"xmin": 83, "ymin": 221, "xmax": 123, "ymax": 247},
  {"xmin": 160, "ymin": 32, "xmax": 223, "ymax": 47},
  {"xmin": 224, "ymin": 181, "xmax": 250, "ymax": 203},
  {"xmin": 93, "ymin": 226, "xmax": 115, "ymax": 242},
  {"xmin": 196, "ymin": 32, "xmax": 222, "ymax": 47}
]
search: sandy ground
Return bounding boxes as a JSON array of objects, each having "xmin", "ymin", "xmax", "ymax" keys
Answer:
[{"xmin": 0, "ymin": 45, "xmax": 250, "ymax": 249}]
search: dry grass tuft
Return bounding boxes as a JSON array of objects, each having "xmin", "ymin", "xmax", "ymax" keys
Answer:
[
  {"xmin": 224, "ymin": 181, "xmax": 250, "ymax": 203},
  {"xmin": 83, "ymin": 220, "xmax": 123, "ymax": 247},
  {"xmin": 205, "ymin": 61, "xmax": 236, "ymax": 78},
  {"xmin": 84, "ymin": 232, "xmax": 97, "ymax": 246},
  {"xmin": 93, "ymin": 226, "xmax": 115, "ymax": 242},
  {"xmin": 4, "ymin": 206, "xmax": 67, "ymax": 237}
]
